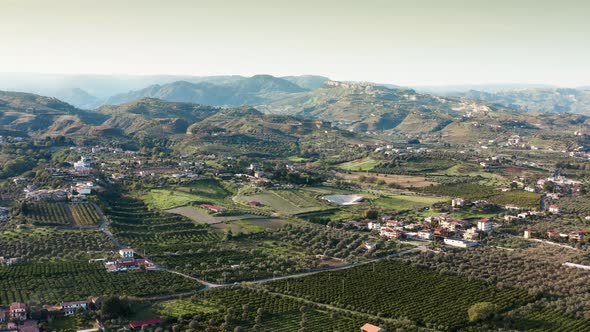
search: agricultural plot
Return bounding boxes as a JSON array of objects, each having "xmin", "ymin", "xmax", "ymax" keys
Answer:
[
  {"xmin": 337, "ymin": 157, "xmax": 380, "ymax": 171},
  {"xmin": 107, "ymin": 197, "xmax": 219, "ymax": 253},
  {"xmin": 0, "ymin": 261, "xmax": 200, "ymax": 305},
  {"xmin": 0, "ymin": 228, "xmax": 116, "ymax": 260},
  {"xmin": 210, "ymin": 219, "xmax": 289, "ymax": 234},
  {"xmin": 154, "ymin": 287, "xmax": 401, "ymax": 332},
  {"xmin": 264, "ymin": 259, "xmax": 534, "ymax": 330},
  {"xmin": 373, "ymin": 194, "xmax": 447, "ymax": 211},
  {"xmin": 69, "ymin": 203, "xmax": 102, "ymax": 226},
  {"xmin": 139, "ymin": 179, "xmax": 231, "ymax": 209},
  {"xmin": 421, "ymin": 182, "xmax": 541, "ymax": 209},
  {"xmin": 166, "ymin": 206, "xmax": 260, "ymax": 225},
  {"xmin": 151, "ymin": 223, "xmax": 406, "ymax": 284},
  {"xmin": 337, "ymin": 172, "xmax": 435, "ymax": 188},
  {"xmin": 23, "ymin": 202, "xmax": 70, "ymax": 226},
  {"xmin": 239, "ymin": 190, "xmax": 329, "ymax": 216}
]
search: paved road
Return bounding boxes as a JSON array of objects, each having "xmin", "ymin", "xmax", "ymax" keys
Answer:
[{"xmin": 92, "ymin": 202, "xmax": 125, "ymax": 249}]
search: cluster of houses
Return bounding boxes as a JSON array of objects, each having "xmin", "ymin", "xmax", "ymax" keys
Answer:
[
  {"xmin": 367, "ymin": 213, "xmax": 494, "ymax": 248},
  {"xmin": 525, "ymin": 228, "xmax": 589, "ymax": 242},
  {"xmin": 102, "ymin": 249, "xmax": 157, "ymax": 272},
  {"xmin": 0, "ymin": 299, "xmax": 162, "ymax": 331},
  {"xmin": 0, "ymin": 301, "xmax": 90, "ymax": 332}
]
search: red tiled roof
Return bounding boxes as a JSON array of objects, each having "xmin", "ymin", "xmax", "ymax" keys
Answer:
[
  {"xmin": 361, "ymin": 323, "xmax": 382, "ymax": 332},
  {"xmin": 10, "ymin": 302, "xmax": 26, "ymax": 310}
]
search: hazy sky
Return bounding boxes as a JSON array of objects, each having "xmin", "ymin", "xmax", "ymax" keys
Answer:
[{"xmin": 1, "ymin": 0, "xmax": 589, "ymax": 86}]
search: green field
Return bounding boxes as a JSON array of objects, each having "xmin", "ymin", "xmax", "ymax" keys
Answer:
[
  {"xmin": 239, "ymin": 189, "xmax": 329, "ymax": 215},
  {"xmin": 139, "ymin": 179, "xmax": 231, "ymax": 209},
  {"xmin": 337, "ymin": 157, "xmax": 380, "ymax": 171},
  {"xmin": 373, "ymin": 194, "xmax": 447, "ymax": 211}
]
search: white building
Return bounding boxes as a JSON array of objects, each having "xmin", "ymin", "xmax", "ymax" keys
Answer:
[
  {"xmin": 119, "ymin": 248, "xmax": 135, "ymax": 258},
  {"xmin": 417, "ymin": 230, "xmax": 434, "ymax": 240},
  {"xmin": 548, "ymin": 205, "xmax": 561, "ymax": 214},
  {"xmin": 367, "ymin": 222, "xmax": 382, "ymax": 231},
  {"xmin": 451, "ymin": 198, "xmax": 468, "ymax": 208},
  {"xmin": 444, "ymin": 238, "xmax": 478, "ymax": 248},
  {"xmin": 61, "ymin": 301, "xmax": 88, "ymax": 315},
  {"xmin": 477, "ymin": 219, "xmax": 492, "ymax": 233}
]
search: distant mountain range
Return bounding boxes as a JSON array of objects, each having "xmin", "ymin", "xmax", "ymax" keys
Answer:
[
  {"xmin": 0, "ymin": 73, "xmax": 330, "ymax": 109},
  {"xmin": 456, "ymin": 88, "xmax": 590, "ymax": 115},
  {"xmin": 1, "ymin": 82, "xmax": 587, "ymax": 147},
  {"xmin": 103, "ymin": 75, "xmax": 308, "ymax": 107}
]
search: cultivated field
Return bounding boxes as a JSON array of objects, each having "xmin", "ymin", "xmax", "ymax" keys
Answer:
[
  {"xmin": 338, "ymin": 172, "xmax": 435, "ymax": 188},
  {"xmin": 238, "ymin": 190, "xmax": 329, "ymax": 216},
  {"xmin": 337, "ymin": 157, "xmax": 380, "ymax": 171},
  {"xmin": 166, "ymin": 206, "xmax": 259, "ymax": 224}
]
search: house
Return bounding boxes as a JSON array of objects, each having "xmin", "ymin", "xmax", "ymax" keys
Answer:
[
  {"xmin": 417, "ymin": 230, "xmax": 433, "ymax": 240},
  {"xmin": 199, "ymin": 204, "xmax": 225, "ymax": 213},
  {"xmin": 379, "ymin": 227, "xmax": 403, "ymax": 240},
  {"xmin": 363, "ymin": 242, "xmax": 376, "ymax": 251},
  {"xmin": 61, "ymin": 301, "xmax": 88, "ymax": 315},
  {"xmin": 504, "ymin": 204, "xmax": 520, "ymax": 211},
  {"xmin": 0, "ymin": 308, "xmax": 6, "ymax": 323},
  {"xmin": 73, "ymin": 156, "xmax": 92, "ymax": 174},
  {"xmin": 463, "ymin": 227, "xmax": 479, "ymax": 241},
  {"xmin": 524, "ymin": 229, "xmax": 533, "ymax": 239},
  {"xmin": 129, "ymin": 319, "xmax": 162, "ymax": 330},
  {"xmin": 451, "ymin": 198, "xmax": 468, "ymax": 208},
  {"xmin": 444, "ymin": 238, "xmax": 477, "ymax": 248},
  {"xmin": 119, "ymin": 249, "xmax": 135, "ymax": 258},
  {"xmin": 569, "ymin": 231, "xmax": 586, "ymax": 241},
  {"xmin": 548, "ymin": 205, "xmax": 561, "ymax": 214},
  {"xmin": 10, "ymin": 303, "xmax": 26, "ymax": 321},
  {"xmin": 361, "ymin": 323, "xmax": 386, "ymax": 332},
  {"xmin": 547, "ymin": 229, "xmax": 560, "ymax": 239},
  {"xmin": 367, "ymin": 222, "xmax": 381, "ymax": 231},
  {"xmin": 477, "ymin": 219, "xmax": 492, "ymax": 233},
  {"xmin": 248, "ymin": 201, "xmax": 261, "ymax": 207}
]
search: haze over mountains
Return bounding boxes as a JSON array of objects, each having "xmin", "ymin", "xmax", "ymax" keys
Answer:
[
  {"xmin": 0, "ymin": 78, "xmax": 588, "ymax": 145},
  {"xmin": 1, "ymin": 73, "xmax": 590, "ymax": 117}
]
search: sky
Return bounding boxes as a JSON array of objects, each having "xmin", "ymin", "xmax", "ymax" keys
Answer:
[{"xmin": 0, "ymin": 0, "xmax": 589, "ymax": 86}]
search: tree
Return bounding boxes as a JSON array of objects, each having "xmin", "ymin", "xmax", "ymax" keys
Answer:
[{"xmin": 467, "ymin": 302, "xmax": 497, "ymax": 322}]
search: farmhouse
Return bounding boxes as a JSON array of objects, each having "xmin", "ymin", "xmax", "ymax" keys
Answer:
[
  {"xmin": 199, "ymin": 204, "xmax": 225, "ymax": 213},
  {"xmin": 451, "ymin": 197, "xmax": 468, "ymax": 208},
  {"xmin": 61, "ymin": 301, "xmax": 88, "ymax": 315},
  {"xmin": 361, "ymin": 323, "xmax": 386, "ymax": 332},
  {"xmin": 10, "ymin": 302, "xmax": 27, "ymax": 321},
  {"xmin": 105, "ymin": 258, "xmax": 156, "ymax": 272},
  {"xmin": 119, "ymin": 248, "xmax": 135, "ymax": 258}
]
